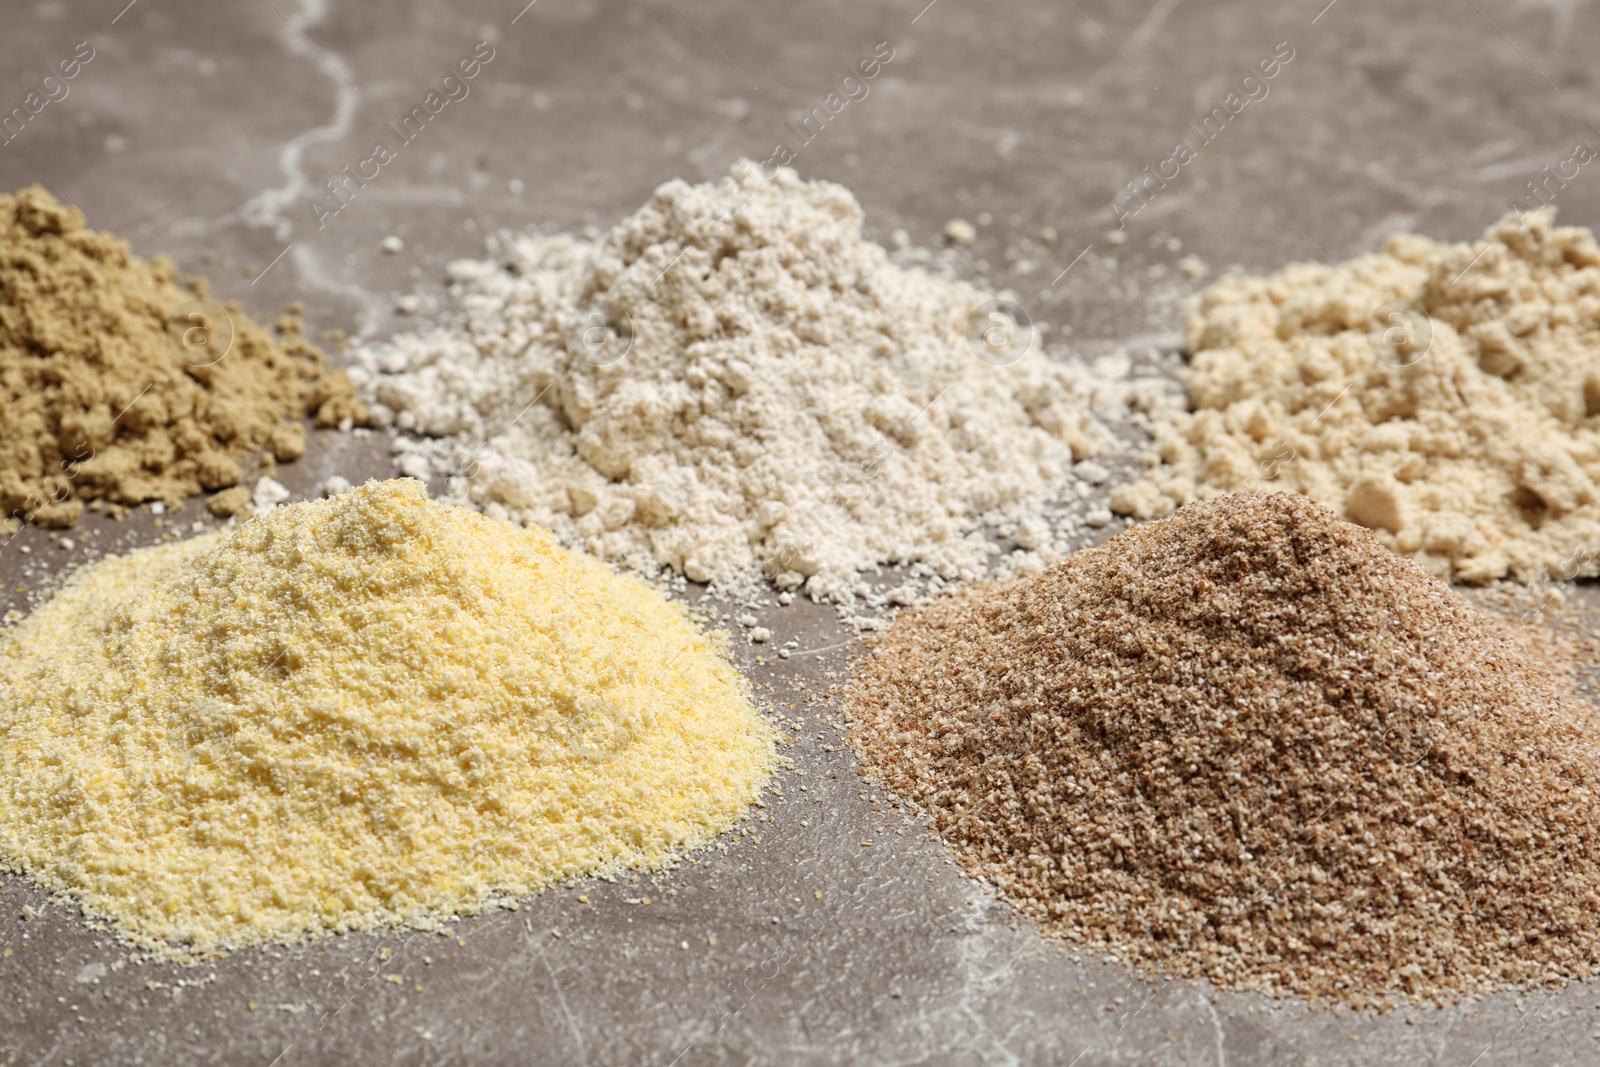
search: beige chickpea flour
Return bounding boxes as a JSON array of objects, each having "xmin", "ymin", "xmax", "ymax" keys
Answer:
[
  {"xmin": 0, "ymin": 480, "xmax": 775, "ymax": 957},
  {"xmin": 1112, "ymin": 208, "xmax": 1600, "ymax": 583}
]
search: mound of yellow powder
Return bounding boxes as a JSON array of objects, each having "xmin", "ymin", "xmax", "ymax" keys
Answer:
[{"xmin": 0, "ymin": 479, "xmax": 775, "ymax": 956}]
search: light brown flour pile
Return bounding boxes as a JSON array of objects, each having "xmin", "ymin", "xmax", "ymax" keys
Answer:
[
  {"xmin": 0, "ymin": 186, "xmax": 364, "ymax": 527},
  {"xmin": 0, "ymin": 480, "xmax": 774, "ymax": 957},
  {"xmin": 1112, "ymin": 209, "xmax": 1600, "ymax": 583},
  {"xmin": 845, "ymin": 493, "xmax": 1600, "ymax": 1004},
  {"xmin": 355, "ymin": 163, "xmax": 1149, "ymax": 602}
]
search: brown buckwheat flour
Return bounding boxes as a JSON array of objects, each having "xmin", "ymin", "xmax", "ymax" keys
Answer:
[
  {"xmin": 1112, "ymin": 209, "xmax": 1600, "ymax": 584},
  {"xmin": 845, "ymin": 493, "xmax": 1600, "ymax": 1004},
  {"xmin": 0, "ymin": 186, "xmax": 364, "ymax": 527}
]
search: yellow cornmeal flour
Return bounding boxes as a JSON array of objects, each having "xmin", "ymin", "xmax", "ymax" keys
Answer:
[{"xmin": 0, "ymin": 480, "xmax": 775, "ymax": 957}]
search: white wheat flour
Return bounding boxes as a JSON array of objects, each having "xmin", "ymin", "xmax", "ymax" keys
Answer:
[
  {"xmin": 1113, "ymin": 208, "xmax": 1600, "ymax": 584},
  {"xmin": 353, "ymin": 164, "xmax": 1153, "ymax": 601}
]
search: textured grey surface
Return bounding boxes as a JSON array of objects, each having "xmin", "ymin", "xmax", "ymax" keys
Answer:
[{"xmin": 6, "ymin": 0, "xmax": 1600, "ymax": 1064}]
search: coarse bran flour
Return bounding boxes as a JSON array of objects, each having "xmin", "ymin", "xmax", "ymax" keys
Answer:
[
  {"xmin": 353, "ymin": 164, "xmax": 1155, "ymax": 602},
  {"xmin": 1113, "ymin": 208, "xmax": 1600, "ymax": 583},
  {"xmin": 0, "ymin": 480, "xmax": 774, "ymax": 957},
  {"xmin": 0, "ymin": 186, "xmax": 364, "ymax": 528},
  {"xmin": 845, "ymin": 493, "xmax": 1600, "ymax": 1004}
]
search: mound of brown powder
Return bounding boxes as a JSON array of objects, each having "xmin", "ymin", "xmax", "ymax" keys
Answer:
[
  {"xmin": 844, "ymin": 493, "xmax": 1600, "ymax": 1004},
  {"xmin": 0, "ymin": 186, "xmax": 364, "ymax": 527}
]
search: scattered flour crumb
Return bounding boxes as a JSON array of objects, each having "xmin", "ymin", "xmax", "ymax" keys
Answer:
[
  {"xmin": 944, "ymin": 219, "xmax": 977, "ymax": 245},
  {"xmin": 251, "ymin": 477, "xmax": 291, "ymax": 514}
]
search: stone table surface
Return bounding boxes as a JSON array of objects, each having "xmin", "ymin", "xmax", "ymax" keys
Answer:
[{"xmin": 5, "ymin": 0, "xmax": 1600, "ymax": 1064}]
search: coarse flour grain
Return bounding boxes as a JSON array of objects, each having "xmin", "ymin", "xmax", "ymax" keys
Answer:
[
  {"xmin": 353, "ymin": 164, "xmax": 1157, "ymax": 602},
  {"xmin": 0, "ymin": 480, "xmax": 774, "ymax": 956},
  {"xmin": 845, "ymin": 493, "xmax": 1600, "ymax": 1004}
]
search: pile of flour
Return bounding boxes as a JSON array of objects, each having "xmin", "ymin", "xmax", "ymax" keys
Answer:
[
  {"xmin": 352, "ymin": 164, "xmax": 1155, "ymax": 601},
  {"xmin": 1113, "ymin": 208, "xmax": 1600, "ymax": 584}
]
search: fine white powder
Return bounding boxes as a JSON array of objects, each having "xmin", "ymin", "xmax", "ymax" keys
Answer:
[{"xmin": 352, "ymin": 164, "xmax": 1157, "ymax": 601}]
